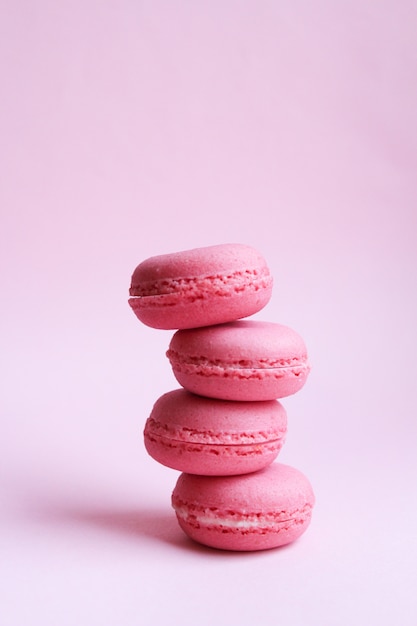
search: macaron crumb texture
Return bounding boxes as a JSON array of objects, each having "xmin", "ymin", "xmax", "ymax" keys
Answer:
[{"xmin": 128, "ymin": 243, "xmax": 315, "ymax": 551}]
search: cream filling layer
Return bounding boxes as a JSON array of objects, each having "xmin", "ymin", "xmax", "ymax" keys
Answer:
[
  {"xmin": 130, "ymin": 268, "xmax": 272, "ymax": 298},
  {"xmin": 145, "ymin": 419, "xmax": 285, "ymax": 445},
  {"xmin": 172, "ymin": 502, "xmax": 312, "ymax": 531},
  {"xmin": 167, "ymin": 352, "xmax": 307, "ymax": 371},
  {"xmin": 167, "ymin": 352, "xmax": 310, "ymax": 380}
]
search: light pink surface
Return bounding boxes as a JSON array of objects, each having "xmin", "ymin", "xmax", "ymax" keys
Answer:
[
  {"xmin": 144, "ymin": 389, "xmax": 287, "ymax": 475},
  {"xmin": 167, "ymin": 321, "xmax": 310, "ymax": 400},
  {"xmin": 1, "ymin": 1, "xmax": 417, "ymax": 624},
  {"xmin": 172, "ymin": 462, "xmax": 314, "ymax": 551}
]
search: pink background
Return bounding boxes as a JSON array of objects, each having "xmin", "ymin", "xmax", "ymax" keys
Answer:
[{"xmin": 1, "ymin": 1, "xmax": 416, "ymax": 624}]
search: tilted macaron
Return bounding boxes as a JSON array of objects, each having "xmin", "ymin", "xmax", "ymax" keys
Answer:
[
  {"xmin": 172, "ymin": 462, "xmax": 315, "ymax": 551},
  {"xmin": 167, "ymin": 320, "xmax": 311, "ymax": 401},
  {"xmin": 144, "ymin": 389, "xmax": 287, "ymax": 476},
  {"xmin": 128, "ymin": 243, "xmax": 273, "ymax": 330}
]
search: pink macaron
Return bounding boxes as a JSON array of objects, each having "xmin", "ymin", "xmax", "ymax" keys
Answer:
[
  {"xmin": 167, "ymin": 320, "xmax": 311, "ymax": 401},
  {"xmin": 144, "ymin": 389, "xmax": 287, "ymax": 476},
  {"xmin": 128, "ymin": 243, "xmax": 273, "ymax": 330},
  {"xmin": 172, "ymin": 462, "xmax": 315, "ymax": 551}
]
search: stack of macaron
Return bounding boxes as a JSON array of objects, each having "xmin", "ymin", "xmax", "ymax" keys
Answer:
[{"xmin": 128, "ymin": 243, "xmax": 315, "ymax": 551}]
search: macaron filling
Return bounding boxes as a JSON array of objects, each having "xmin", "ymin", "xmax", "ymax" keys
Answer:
[
  {"xmin": 166, "ymin": 351, "xmax": 310, "ymax": 380},
  {"xmin": 172, "ymin": 500, "xmax": 313, "ymax": 532},
  {"xmin": 129, "ymin": 267, "xmax": 272, "ymax": 303},
  {"xmin": 145, "ymin": 419, "xmax": 285, "ymax": 445},
  {"xmin": 144, "ymin": 421, "xmax": 285, "ymax": 459}
]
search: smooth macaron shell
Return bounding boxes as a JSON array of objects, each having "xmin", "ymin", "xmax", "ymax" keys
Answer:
[
  {"xmin": 167, "ymin": 320, "xmax": 311, "ymax": 401},
  {"xmin": 172, "ymin": 463, "xmax": 315, "ymax": 551},
  {"xmin": 144, "ymin": 389, "xmax": 287, "ymax": 476},
  {"xmin": 128, "ymin": 243, "xmax": 273, "ymax": 330}
]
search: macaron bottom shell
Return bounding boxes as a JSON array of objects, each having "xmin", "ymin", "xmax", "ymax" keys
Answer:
[
  {"xmin": 144, "ymin": 432, "xmax": 283, "ymax": 476},
  {"xmin": 128, "ymin": 283, "xmax": 272, "ymax": 330},
  {"xmin": 170, "ymin": 365, "xmax": 310, "ymax": 401},
  {"xmin": 171, "ymin": 463, "xmax": 315, "ymax": 551},
  {"xmin": 174, "ymin": 505, "xmax": 313, "ymax": 551}
]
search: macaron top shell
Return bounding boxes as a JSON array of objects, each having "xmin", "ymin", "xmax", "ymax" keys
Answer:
[
  {"xmin": 128, "ymin": 243, "xmax": 272, "ymax": 329},
  {"xmin": 168, "ymin": 320, "xmax": 308, "ymax": 367},
  {"xmin": 172, "ymin": 463, "xmax": 314, "ymax": 515},
  {"xmin": 129, "ymin": 243, "xmax": 271, "ymax": 297}
]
